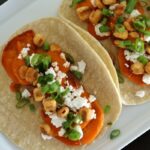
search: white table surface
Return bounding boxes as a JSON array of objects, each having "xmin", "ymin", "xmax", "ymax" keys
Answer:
[{"xmin": 0, "ymin": 0, "xmax": 150, "ymax": 150}]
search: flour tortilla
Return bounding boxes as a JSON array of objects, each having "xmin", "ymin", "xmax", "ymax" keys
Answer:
[
  {"xmin": 59, "ymin": 0, "xmax": 150, "ymax": 105},
  {"xmin": 0, "ymin": 18, "xmax": 121, "ymax": 150}
]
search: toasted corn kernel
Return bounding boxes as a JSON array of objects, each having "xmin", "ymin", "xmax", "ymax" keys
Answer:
[
  {"xmin": 89, "ymin": 9, "xmax": 102, "ymax": 24},
  {"xmin": 79, "ymin": 107, "xmax": 92, "ymax": 122},
  {"xmin": 25, "ymin": 68, "xmax": 38, "ymax": 83},
  {"xmin": 18, "ymin": 65, "xmax": 28, "ymax": 79},
  {"xmin": 145, "ymin": 62, "xmax": 150, "ymax": 74},
  {"xmin": 40, "ymin": 123, "xmax": 52, "ymax": 135},
  {"xmin": 131, "ymin": 62, "xmax": 144, "ymax": 75},
  {"xmin": 33, "ymin": 34, "xmax": 45, "ymax": 47},
  {"xmin": 57, "ymin": 107, "xmax": 69, "ymax": 118},
  {"xmin": 43, "ymin": 99, "xmax": 57, "ymax": 112},
  {"xmin": 33, "ymin": 88, "xmax": 45, "ymax": 102}
]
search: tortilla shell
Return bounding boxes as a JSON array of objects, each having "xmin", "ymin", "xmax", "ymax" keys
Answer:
[
  {"xmin": 59, "ymin": 0, "xmax": 150, "ymax": 105},
  {"xmin": 0, "ymin": 17, "xmax": 121, "ymax": 150}
]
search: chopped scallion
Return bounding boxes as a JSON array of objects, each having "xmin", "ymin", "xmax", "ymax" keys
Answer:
[
  {"xmin": 99, "ymin": 25, "xmax": 110, "ymax": 33},
  {"xmin": 125, "ymin": 0, "xmax": 137, "ymax": 14},
  {"xmin": 137, "ymin": 55, "xmax": 148, "ymax": 65},
  {"xmin": 71, "ymin": 70, "xmax": 83, "ymax": 80},
  {"xmin": 70, "ymin": 0, "xmax": 84, "ymax": 7},
  {"xmin": 104, "ymin": 105, "xmax": 111, "ymax": 114},
  {"xmin": 102, "ymin": 8, "xmax": 113, "ymax": 17},
  {"xmin": 110, "ymin": 129, "xmax": 121, "ymax": 140},
  {"xmin": 43, "ymin": 41, "xmax": 50, "ymax": 51}
]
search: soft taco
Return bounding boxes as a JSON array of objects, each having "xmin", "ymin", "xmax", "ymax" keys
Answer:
[
  {"xmin": 59, "ymin": 0, "xmax": 150, "ymax": 105},
  {"xmin": 0, "ymin": 18, "xmax": 121, "ymax": 150}
]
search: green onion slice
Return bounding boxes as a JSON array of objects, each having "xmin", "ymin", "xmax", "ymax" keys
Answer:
[
  {"xmin": 110, "ymin": 129, "xmax": 121, "ymax": 140},
  {"xmin": 125, "ymin": 0, "xmax": 137, "ymax": 14}
]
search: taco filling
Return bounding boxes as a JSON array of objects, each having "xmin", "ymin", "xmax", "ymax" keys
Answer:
[
  {"xmin": 71, "ymin": 0, "xmax": 150, "ymax": 86},
  {"xmin": 2, "ymin": 30, "xmax": 104, "ymax": 146}
]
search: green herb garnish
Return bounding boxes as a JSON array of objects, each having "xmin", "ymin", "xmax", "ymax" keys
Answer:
[
  {"xmin": 70, "ymin": 0, "xmax": 84, "ymax": 7},
  {"xmin": 110, "ymin": 129, "xmax": 121, "ymax": 140},
  {"xmin": 104, "ymin": 105, "xmax": 111, "ymax": 114},
  {"xmin": 68, "ymin": 129, "xmax": 81, "ymax": 141},
  {"xmin": 137, "ymin": 55, "xmax": 148, "ymax": 65},
  {"xmin": 99, "ymin": 25, "xmax": 110, "ymax": 33},
  {"xmin": 41, "ymin": 81, "xmax": 60, "ymax": 94},
  {"xmin": 16, "ymin": 91, "xmax": 22, "ymax": 101},
  {"xmin": 24, "ymin": 56, "xmax": 30, "ymax": 66},
  {"xmin": 71, "ymin": 70, "xmax": 83, "ymax": 80},
  {"xmin": 29, "ymin": 103, "xmax": 36, "ymax": 112},
  {"xmin": 102, "ymin": 8, "xmax": 113, "ymax": 17},
  {"xmin": 101, "ymin": 18, "xmax": 108, "ymax": 25},
  {"xmin": 16, "ymin": 98, "xmax": 30, "ymax": 108},
  {"xmin": 31, "ymin": 54, "xmax": 51, "ymax": 72},
  {"xmin": 125, "ymin": 0, "xmax": 137, "ymax": 14},
  {"xmin": 43, "ymin": 41, "xmax": 50, "ymax": 51},
  {"xmin": 116, "ymin": 16, "xmax": 124, "ymax": 24},
  {"xmin": 38, "ymin": 74, "xmax": 53, "ymax": 85}
]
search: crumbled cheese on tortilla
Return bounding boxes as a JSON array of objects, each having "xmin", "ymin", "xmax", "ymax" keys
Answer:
[
  {"xmin": 27, "ymin": 43, "xmax": 31, "ymax": 47},
  {"xmin": 70, "ymin": 65, "xmax": 78, "ymax": 71},
  {"xmin": 45, "ymin": 67, "xmax": 56, "ymax": 77},
  {"xmin": 52, "ymin": 62, "xmax": 58, "ymax": 67},
  {"xmin": 54, "ymin": 66, "xmax": 59, "ymax": 72},
  {"xmin": 49, "ymin": 114, "xmax": 66, "ymax": 128},
  {"xmin": 109, "ymin": 3, "xmax": 119, "ymax": 10},
  {"xmin": 89, "ymin": 95, "xmax": 96, "ymax": 103},
  {"xmin": 78, "ymin": 60, "xmax": 86, "ymax": 74},
  {"xmin": 130, "ymin": 9, "xmax": 141, "ymax": 18},
  {"xmin": 95, "ymin": 24, "xmax": 110, "ymax": 37},
  {"xmin": 60, "ymin": 53, "xmax": 66, "ymax": 60},
  {"xmin": 124, "ymin": 63, "xmax": 129, "ymax": 68},
  {"xmin": 58, "ymin": 128, "xmax": 66, "ymax": 137},
  {"xmin": 18, "ymin": 47, "xmax": 30, "ymax": 59},
  {"xmin": 90, "ymin": 109, "xmax": 96, "ymax": 119},
  {"xmin": 22, "ymin": 89, "xmax": 31, "ymax": 98},
  {"xmin": 142, "ymin": 74, "xmax": 150, "ymax": 84},
  {"xmin": 41, "ymin": 133, "xmax": 52, "ymax": 140},
  {"xmin": 56, "ymin": 71, "xmax": 67, "ymax": 83},
  {"xmin": 63, "ymin": 61, "xmax": 70, "ymax": 68},
  {"xmin": 135, "ymin": 90, "xmax": 145, "ymax": 98}
]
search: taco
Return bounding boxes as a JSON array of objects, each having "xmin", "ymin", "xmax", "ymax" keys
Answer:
[
  {"xmin": 0, "ymin": 18, "xmax": 121, "ymax": 150},
  {"xmin": 59, "ymin": 0, "xmax": 150, "ymax": 105}
]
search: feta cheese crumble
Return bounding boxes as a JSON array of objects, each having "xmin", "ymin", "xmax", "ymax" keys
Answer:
[
  {"xmin": 22, "ymin": 89, "xmax": 31, "ymax": 98},
  {"xmin": 58, "ymin": 128, "xmax": 66, "ymax": 137},
  {"xmin": 70, "ymin": 65, "xmax": 78, "ymax": 71},
  {"xmin": 49, "ymin": 114, "xmax": 66, "ymax": 128},
  {"xmin": 95, "ymin": 24, "xmax": 110, "ymax": 37},
  {"xmin": 135, "ymin": 90, "xmax": 145, "ymax": 98},
  {"xmin": 18, "ymin": 47, "xmax": 30, "ymax": 59},
  {"xmin": 142, "ymin": 74, "xmax": 150, "ymax": 84},
  {"xmin": 78, "ymin": 60, "xmax": 86, "ymax": 74},
  {"xmin": 90, "ymin": 109, "xmax": 96, "ymax": 119},
  {"xmin": 63, "ymin": 61, "xmax": 70, "ymax": 68},
  {"xmin": 60, "ymin": 53, "xmax": 66, "ymax": 60},
  {"xmin": 45, "ymin": 67, "xmax": 56, "ymax": 77},
  {"xmin": 124, "ymin": 63, "xmax": 129, "ymax": 68},
  {"xmin": 130, "ymin": 9, "xmax": 141, "ymax": 18},
  {"xmin": 89, "ymin": 95, "xmax": 96, "ymax": 103},
  {"xmin": 109, "ymin": 3, "xmax": 119, "ymax": 10},
  {"xmin": 41, "ymin": 133, "xmax": 52, "ymax": 140}
]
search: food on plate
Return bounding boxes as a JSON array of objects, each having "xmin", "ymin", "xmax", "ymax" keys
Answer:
[
  {"xmin": 59, "ymin": 0, "xmax": 150, "ymax": 105},
  {"xmin": 0, "ymin": 18, "xmax": 121, "ymax": 149}
]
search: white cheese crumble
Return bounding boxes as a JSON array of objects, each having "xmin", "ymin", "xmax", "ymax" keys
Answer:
[
  {"xmin": 124, "ymin": 63, "xmax": 129, "ymax": 68},
  {"xmin": 90, "ymin": 109, "xmax": 96, "ymax": 119},
  {"xmin": 74, "ymin": 125, "xmax": 83, "ymax": 140},
  {"xmin": 70, "ymin": 65, "xmax": 78, "ymax": 71},
  {"xmin": 109, "ymin": 3, "xmax": 119, "ymax": 10},
  {"xmin": 135, "ymin": 90, "xmax": 145, "ymax": 98},
  {"xmin": 89, "ymin": 95, "xmax": 96, "ymax": 103},
  {"xmin": 54, "ymin": 66, "xmax": 59, "ymax": 72},
  {"xmin": 29, "ymin": 53, "xmax": 35, "ymax": 67},
  {"xmin": 58, "ymin": 128, "xmax": 66, "ymax": 137},
  {"xmin": 144, "ymin": 35, "xmax": 150, "ymax": 43},
  {"xmin": 60, "ymin": 53, "xmax": 66, "ymax": 60},
  {"xmin": 18, "ymin": 47, "xmax": 30, "ymax": 59},
  {"xmin": 27, "ymin": 43, "xmax": 31, "ymax": 47},
  {"xmin": 124, "ymin": 50, "xmax": 143, "ymax": 63},
  {"xmin": 41, "ymin": 133, "xmax": 52, "ymax": 140},
  {"xmin": 63, "ymin": 61, "xmax": 70, "ymax": 68},
  {"xmin": 95, "ymin": 24, "xmax": 110, "ymax": 37},
  {"xmin": 45, "ymin": 67, "xmax": 56, "ymax": 77},
  {"xmin": 49, "ymin": 114, "xmax": 66, "ymax": 128},
  {"xmin": 130, "ymin": 9, "xmax": 141, "ymax": 18},
  {"xmin": 22, "ymin": 89, "xmax": 31, "ymax": 98},
  {"xmin": 78, "ymin": 60, "xmax": 86, "ymax": 74},
  {"xmin": 52, "ymin": 62, "xmax": 58, "ymax": 67},
  {"xmin": 142, "ymin": 74, "xmax": 150, "ymax": 84},
  {"xmin": 90, "ymin": 0, "xmax": 96, "ymax": 7},
  {"xmin": 56, "ymin": 71, "xmax": 67, "ymax": 83}
]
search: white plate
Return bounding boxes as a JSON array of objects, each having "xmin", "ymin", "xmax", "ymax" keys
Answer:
[{"xmin": 0, "ymin": 0, "xmax": 150, "ymax": 150}]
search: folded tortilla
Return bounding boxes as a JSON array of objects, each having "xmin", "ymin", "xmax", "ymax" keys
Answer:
[
  {"xmin": 59, "ymin": 0, "xmax": 150, "ymax": 105},
  {"xmin": 0, "ymin": 18, "xmax": 121, "ymax": 150}
]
